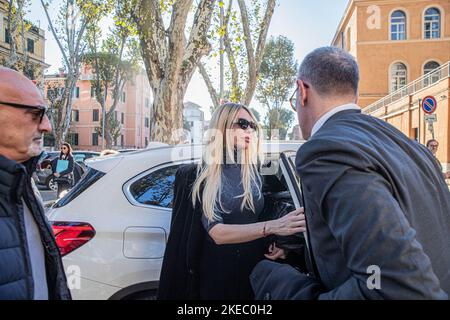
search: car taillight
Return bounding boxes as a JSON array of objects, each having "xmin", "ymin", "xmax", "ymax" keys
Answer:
[{"xmin": 51, "ymin": 222, "xmax": 96, "ymax": 257}]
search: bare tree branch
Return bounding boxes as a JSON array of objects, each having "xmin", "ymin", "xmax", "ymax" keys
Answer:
[
  {"xmin": 198, "ymin": 62, "xmax": 220, "ymax": 109},
  {"xmin": 165, "ymin": 0, "xmax": 192, "ymax": 88},
  {"xmin": 181, "ymin": 0, "xmax": 216, "ymax": 86},
  {"xmin": 40, "ymin": 0, "xmax": 70, "ymax": 67},
  {"xmin": 238, "ymin": 0, "xmax": 276, "ymax": 105},
  {"xmin": 222, "ymin": 0, "xmax": 240, "ymax": 100},
  {"xmin": 132, "ymin": 0, "xmax": 167, "ymax": 88}
]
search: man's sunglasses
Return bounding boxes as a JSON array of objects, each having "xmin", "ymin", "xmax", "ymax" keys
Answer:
[
  {"xmin": 289, "ymin": 81, "xmax": 309, "ymax": 112},
  {"xmin": 233, "ymin": 118, "xmax": 258, "ymax": 131},
  {"xmin": 0, "ymin": 101, "xmax": 48, "ymax": 123}
]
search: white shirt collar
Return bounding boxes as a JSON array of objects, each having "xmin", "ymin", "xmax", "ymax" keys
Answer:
[{"xmin": 310, "ymin": 103, "xmax": 360, "ymax": 137}]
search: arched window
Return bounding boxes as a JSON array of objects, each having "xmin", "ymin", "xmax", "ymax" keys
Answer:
[
  {"xmin": 423, "ymin": 61, "xmax": 440, "ymax": 86},
  {"xmin": 390, "ymin": 63, "xmax": 407, "ymax": 92},
  {"xmin": 391, "ymin": 10, "xmax": 406, "ymax": 40},
  {"xmin": 424, "ymin": 8, "xmax": 441, "ymax": 39}
]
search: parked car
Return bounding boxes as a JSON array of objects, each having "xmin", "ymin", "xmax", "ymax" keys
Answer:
[
  {"xmin": 46, "ymin": 142, "xmax": 306, "ymax": 300},
  {"xmin": 35, "ymin": 150, "xmax": 100, "ymax": 190},
  {"xmin": 117, "ymin": 149, "xmax": 138, "ymax": 153}
]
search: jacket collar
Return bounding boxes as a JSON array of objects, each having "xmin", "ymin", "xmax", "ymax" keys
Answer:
[
  {"xmin": 0, "ymin": 153, "xmax": 40, "ymax": 193},
  {"xmin": 311, "ymin": 104, "xmax": 361, "ymax": 137}
]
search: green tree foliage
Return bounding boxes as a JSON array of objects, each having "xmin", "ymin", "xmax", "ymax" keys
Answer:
[{"xmin": 256, "ymin": 36, "xmax": 297, "ymax": 140}]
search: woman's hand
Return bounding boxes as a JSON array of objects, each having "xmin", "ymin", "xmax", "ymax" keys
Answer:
[
  {"xmin": 54, "ymin": 172, "xmax": 60, "ymax": 178},
  {"xmin": 267, "ymin": 207, "xmax": 306, "ymax": 236},
  {"xmin": 265, "ymin": 243, "xmax": 287, "ymax": 260}
]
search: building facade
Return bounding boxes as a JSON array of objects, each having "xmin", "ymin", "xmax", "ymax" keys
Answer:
[
  {"xmin": 44, "ymin": 66, "xmax": 153, "ymax": 152},
  {"xmin": 333, "ymin": 0, "xmax": 450, "ymax": 108},
  {"xmin": 334, "ymin": 0, "xmax": 450, "ymax": 170},
  {"xmin": 0, "ymin": 0, "xmax": 48, "ymax": 81},
  {"xmin": 183, "ymin": 101, "xmax": 205, "ymax": 144}
]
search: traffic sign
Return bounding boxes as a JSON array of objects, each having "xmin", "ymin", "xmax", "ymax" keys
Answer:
[
  {"xmin": 422, "ymin": 96, "xmax": 437, "ymax": 114},
  {"xmin": 425, "ymin": 114, "xmax": 437, "ymax": 122}
]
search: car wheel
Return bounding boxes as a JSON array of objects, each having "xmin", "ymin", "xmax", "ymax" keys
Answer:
[
  {"xmin": 123, "ymin": 290, "xmax": 157, "ymax": 300},
  {"xmin": 46, "ymin": 176, "xmax": 58, "ymax": 191}
]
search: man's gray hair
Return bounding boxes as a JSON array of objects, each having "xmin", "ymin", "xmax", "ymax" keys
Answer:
[{"xmin": 298, "ymin": 46, "xmax": 359, "ymax": 96}]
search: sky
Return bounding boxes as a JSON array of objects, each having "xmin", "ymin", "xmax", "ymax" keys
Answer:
[{"xmin": 27, "ymin": 0, "xmax": 349, "ymax": 121}]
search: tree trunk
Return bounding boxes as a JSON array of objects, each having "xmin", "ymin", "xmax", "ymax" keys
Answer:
[
  {"xmin": 150, "ymin": 83, "xmax": 184, "ymax": 143},
  {"xmin": 133, "ymin": 0, "xmax": 216, "ymax": 144}
]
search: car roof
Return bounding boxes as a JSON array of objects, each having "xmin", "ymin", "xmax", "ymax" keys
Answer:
[{"xmin": 86, "ymin": 141, "xmax": 305, "ymax": 173}]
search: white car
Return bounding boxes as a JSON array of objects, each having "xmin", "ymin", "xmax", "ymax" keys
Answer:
[{"xmin": 47, "ymin": 142, "xmax": 306, "ymax": 300}]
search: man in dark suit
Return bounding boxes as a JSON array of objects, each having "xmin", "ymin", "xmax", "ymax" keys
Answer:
[{"xmin": 250, "ymin": 47, "xmax": 450, "ymax": 299}]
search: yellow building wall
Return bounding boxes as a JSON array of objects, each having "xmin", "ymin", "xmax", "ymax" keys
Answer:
[
  {"xmin": 382, "ymin": 77, "xmax": 450, "ymax": 166},
  {"xmin": 334, "ymin": 0, "xmax": 450, "ymax": 108}
]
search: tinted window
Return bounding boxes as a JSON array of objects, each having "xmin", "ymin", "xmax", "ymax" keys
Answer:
[
  {"xmin": 74, "ymin": 154, "xmax": 86, "ymax": 163},
  {"xmin": 130, "ymin": 165, "xmax": 180, "ymax": 208},
  {"xmin": 54, "ymin": 168, "xmax": 105, "ymax": 208}
]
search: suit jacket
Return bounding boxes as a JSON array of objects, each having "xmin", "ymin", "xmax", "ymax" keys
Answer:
[{"xmin": 251, "ymin": 109, "xmax": 450, "ymax": 300}]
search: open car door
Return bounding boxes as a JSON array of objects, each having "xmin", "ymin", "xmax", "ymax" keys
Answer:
[{"xmin": 278, "ymin": 151, "xmax": 320, "ymax": 279}]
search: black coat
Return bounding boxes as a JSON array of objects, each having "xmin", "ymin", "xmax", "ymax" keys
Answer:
[
  {"xmin": 158, "ymin": 164, "xmax": 205, "ymax": 299},
  {"xmin": 158, "ymin": 164, "xmax": 279, "ymax": 300},
  {"xmin": 0, "ymin": 154, "xmax": 71, "ymax": 300},
  {"xmin": 251, "ymin": 109, "xmax": 450, "ymax": 300}
]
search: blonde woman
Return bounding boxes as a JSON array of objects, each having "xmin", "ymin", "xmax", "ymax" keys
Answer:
[{"xmin": 159, "ymin": 103, "xmax": 306, "ymax": 300}]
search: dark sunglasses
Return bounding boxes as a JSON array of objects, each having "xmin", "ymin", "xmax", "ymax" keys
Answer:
[
  {"xmin": 0, "ymin": 101, "xmax": 48, "ymax": 123},
  {"xmin": 233, "ymin": 118, "xmax": 258, "ymax": 131}
]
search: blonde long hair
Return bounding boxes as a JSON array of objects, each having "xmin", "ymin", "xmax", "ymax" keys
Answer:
[{"xmin": 191, "ymin": 103, "xmax": 264, "ymax": 222}]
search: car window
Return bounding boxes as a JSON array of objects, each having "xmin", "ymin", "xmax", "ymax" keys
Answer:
[
  {"xmin": 74, "ymin": 154, "xmax": 86, "ymax": 162},
  {"xmin": 84, "ymin": 153, "xmax": 97, "ymax": 159},
  {"xmin": 129, "ymin": 165, "xmax": 180, "ymax": 208}
]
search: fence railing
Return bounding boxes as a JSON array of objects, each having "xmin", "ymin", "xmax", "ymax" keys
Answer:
[{"xmin": 363, "ymin": 61, "xmax": 450, "ymax": 115}]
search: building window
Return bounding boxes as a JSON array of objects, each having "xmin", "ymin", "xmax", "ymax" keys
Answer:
[
  {"xmin": 122, "ymin": 92, "xmax": 126, "ymax": 103},
  {"xmin": 90, "ymin": 85, "xmax": 95, "ymax": 98},
  {"xmin": 412, "ymin": 128, "xmax": 419, "ymax": 142},
  {"xmin": 24, "ymin": 68, "xmax": 34, "ymax": 80},
  {"xmin": 145, "ymin": 137, "xmax": 148, "ymax": 147},
  {"xmin": 68, "ymin": 133, "xmax": 79, "ymax": 146},
  {"xmin": 27, "ymin": 38, "xmax": 34, "ymax": 54},
  {"xmin": 121, "ymin": 135, "xmax": 124, "ymax": 147},
  {"xmin": 121, "ymin": 112, "xmax": 124, "ymax": 124},
  {"xmin": 92, "ymin": 132, "xmax": 99, "ymax": 146},
  {"xmin": 93, "ymin": 109, "xmax": 99, "ymax": 122},
  {"xmin": 145, "ymin": 97, "xmax": 150, "ymax": 108},
  {"xmin": 390, "ymin": 62, "xmax": 407, "ymax": 92},
  {"xmin": 5, "ymin": 28, "xmax": 11, "ymax": 44},
  {"xmin": 391, "ymin": 10, "xmax": 406, "ymax": 40},
  {"xmin": 424, "ymin": 8, "xmax": 441, "ymax": 39},
  {"xmin": 423, "ymin": 61, "xmax": 440, "ymax": 86},
  {"xmin": 145, "ymin": 117, "xmax": 149, "ymax": 128},
  {"xmin": 73, "ymin": 86, "xmax": 80, "ymax": 99},
  {"xmin": 72, "ymin": 110, "xmax": 79, "ymax": 122}
]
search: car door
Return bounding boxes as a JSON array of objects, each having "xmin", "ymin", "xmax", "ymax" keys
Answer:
[{"xmin": 278, "ymin": 152, "xmax": 311, "ymax": 252}]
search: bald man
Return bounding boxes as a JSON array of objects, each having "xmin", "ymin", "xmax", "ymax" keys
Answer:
[{"xmin": 0, "ymin": 67, "xmax": 71, "ymax": 300}]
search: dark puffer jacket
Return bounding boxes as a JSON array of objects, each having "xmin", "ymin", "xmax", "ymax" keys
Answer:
[{"xmin": 0, "ymin": 154, "xmax": 71, "ymax": 300}]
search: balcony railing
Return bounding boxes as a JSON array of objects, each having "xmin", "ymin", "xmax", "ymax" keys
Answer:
[{"xmin": 363, "ymin": 61, "xmax": 450, "ymax": 115}]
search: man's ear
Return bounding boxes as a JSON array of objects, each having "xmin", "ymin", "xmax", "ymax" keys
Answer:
[{"xmin": 297, "ymin": 79, "xmax": 308, "ymax": 107}]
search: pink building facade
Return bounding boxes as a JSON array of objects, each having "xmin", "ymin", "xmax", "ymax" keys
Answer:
[{"xmin": 44, "ymin": 66, "xmax": 152, "ymax": 151}]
